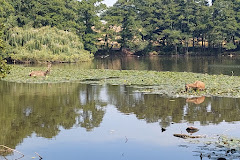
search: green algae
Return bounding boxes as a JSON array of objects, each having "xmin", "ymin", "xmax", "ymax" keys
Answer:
[{"xmin": 2, "ymin": 65, "xmax": 240, "ymax": 98}]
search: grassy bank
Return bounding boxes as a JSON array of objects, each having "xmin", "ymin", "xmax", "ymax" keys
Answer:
[{"xmin": 2, "ymin": 65, "xmax": 240, "ymax": 98}]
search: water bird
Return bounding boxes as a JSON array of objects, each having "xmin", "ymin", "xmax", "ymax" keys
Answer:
[{"xmin": 161, "ymin": 128, "xmax": 166, "ymax": 132}]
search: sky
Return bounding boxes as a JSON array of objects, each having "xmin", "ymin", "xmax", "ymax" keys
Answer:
[
  {"xmin": 103, "ymin": 0, "xmax": 212, "ymax": 7},
  {"xmin": 103, "ymin": 0, "xmax": 116, "ymax": 6}
]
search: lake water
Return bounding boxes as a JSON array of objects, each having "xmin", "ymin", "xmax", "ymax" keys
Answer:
[{"xmin": 1, "ymin": 56, "xmax": 240, "ymax": 160}]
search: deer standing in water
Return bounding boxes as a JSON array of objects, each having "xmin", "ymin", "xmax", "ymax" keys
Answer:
[
  {"xmin": 185, "ymin": 81, "xmax": 205, "ymax": 92},
  {"xmin": 29, "ymin": 63, "xmax": 51, "ymax": 77}
]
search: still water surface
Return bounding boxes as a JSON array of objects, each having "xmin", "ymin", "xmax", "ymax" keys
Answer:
[{"xmin": 1, "ymin": 56, "xmax": 240, "ymax": 160}]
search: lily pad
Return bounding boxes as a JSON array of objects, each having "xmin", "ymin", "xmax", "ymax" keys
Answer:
[{"xmin": 2, "ymin": 65, "xmax": 240, "ymax": 98}]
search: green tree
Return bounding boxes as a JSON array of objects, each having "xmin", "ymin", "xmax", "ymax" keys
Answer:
[
  {"xmin": 102, "ymin": 0, "xmax": 148, "ymax": 54},
  {"xmin": 210, "ymin": 0, "xmax": 238, "ymax": 51},
  {"xmin": 178, "ymin": 0, "xmax": 197, "ymax": 53},
  {"xmin": 0, "ymin": 0, "xmax": 14, "ymax": 23},
  {"xmin": 76, "ymin": 0, "xmax": 106, "ymax": 53},
  {"xmin": 194, "ymin": 0, "xmax": 212, "ymax": 51},
  {"xmin": 161, "ymin": 29, "xmax": 182, "ymax": 54},
  {"xmin": 0, "ymin": 23, "xmax": 10, "ymax": 78},
  {"xmin": 0, "ymin": 23, "xmax": 4, "ymax": 55}
]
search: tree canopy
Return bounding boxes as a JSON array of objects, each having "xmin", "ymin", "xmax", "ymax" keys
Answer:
[
  {"xmin": 1, "ymin": 0, "xmax": 240, "ymax": 61},
  {"xmin": 102, "ymin": 0, "xmax": 240, "ymax": 54}
]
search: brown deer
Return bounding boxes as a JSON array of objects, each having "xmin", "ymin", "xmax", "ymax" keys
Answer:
[
  {"xmin": 185, "ymin": 81, "xmax": 205, "ymax": 92},
  {"xmin": 29, "ymin": 63, "xmax": 51, "ymax": 77},
  {"xmin": 186, "ymin": 96, "xmax": 205, "ymax": 104}
]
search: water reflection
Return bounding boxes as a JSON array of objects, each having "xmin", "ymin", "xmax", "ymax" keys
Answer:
[
  {"xmin": 186, "ymin": 96, "xmax": 205, "ymax": 104},
  {"xmin": 31, "ymin": 56, "xmax": 240, "ymax": 76},
  {"xmin": 1, "ymin": 80, "xmax": 240, "ymax": 153},
  {"xmin": 0, "ymin": 81, "xmax": 106, "ymax": 149},
  {"xmin": 93, "ymin": 56, "xmax": 240, "ymax": 76}
]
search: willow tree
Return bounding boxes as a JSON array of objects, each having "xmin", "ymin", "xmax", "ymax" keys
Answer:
[{"xmin": 6, "ymin": 26, "xmax": 93, "ymax": 63}]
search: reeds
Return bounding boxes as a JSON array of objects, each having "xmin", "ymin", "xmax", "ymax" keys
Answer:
[{"xmin": 6, "ymin": 26, "xmax": 93, "ymax": 63}]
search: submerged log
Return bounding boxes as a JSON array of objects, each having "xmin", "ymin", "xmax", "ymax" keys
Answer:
[{"xmin": 173, "ymin": 134, "xmax": 204, "ymax": 139}]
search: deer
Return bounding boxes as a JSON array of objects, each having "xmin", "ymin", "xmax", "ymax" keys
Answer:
[
  {"xmin": 185, "ymin": 81, "xmax": 205, "ymax": 92},
  {"xmin": 29, "ymin": 63, "xmax": 51, "ymax": 77}
]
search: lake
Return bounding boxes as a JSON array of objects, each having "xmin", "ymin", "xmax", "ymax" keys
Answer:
[{"xmin": 1, "ymin": 56, "xmax": 240, "ymax": 160}]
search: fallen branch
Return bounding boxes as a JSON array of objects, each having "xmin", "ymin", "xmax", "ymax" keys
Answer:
[
  {"xmin": 125, "ymin": 136, "xmax": 128, "ymax": 143},
  {"xmin": 35, "ymin": 152, "xmax": 43, "ymax": 159},
  {"xmin": 173, "ymin": 134, "xmax": 204, "ymax": 139},
  {"xmin": 0, "ymin": 145, "xmax": 24, "ymax": 159}
]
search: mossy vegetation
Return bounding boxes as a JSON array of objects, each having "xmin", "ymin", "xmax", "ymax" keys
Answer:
[
  {"xmin": 3, "ymin": 65, "xmax": 240, "ymax": 98},
  {"xmin": 6, "ymin": 26, "xmax": 93, "ymax": 63}
]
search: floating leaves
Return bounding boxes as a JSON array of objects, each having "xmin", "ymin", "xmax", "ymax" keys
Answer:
[
  {"xmin": 3, "ymin": 65, "xmax": 240, "ymax": 98},
  {"xmin": 192, "ymin": 135, "xmax": 240, "ymax": 160}
]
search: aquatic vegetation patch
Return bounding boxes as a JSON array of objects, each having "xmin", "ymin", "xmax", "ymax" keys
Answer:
[
  {"xmin": 3, "ymin": 65, "xmax": 240, "ymax": 98},
  {"xmin": 189, "ymin": 135, "xmax": 240, "ymax": 159}
]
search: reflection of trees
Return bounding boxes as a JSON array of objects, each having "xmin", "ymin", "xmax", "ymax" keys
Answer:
[
  {"xmin": 107, "ymin": 86, "xmax": 185, "ymax": 128},
  {"xmin": 77, "ymin": 84, "xmax": 106, "ymax": 131},
  {"xmin": 94, "ymin": 56, "xmax": 240, "ymax": 76},
  {"xmin": 1, "ymin": 80, "xmax": 240, "ymax": 150},
  {"xmin": 106, "ymin": 85, "xmax": 240, "ymax": 128},
  {"xmin": 185, "ymin": 97, "xmax": 240, "ymax": 125},
  {"xmin": 0, "ymin": 81, "xmax": 106, "ymax": 149}
]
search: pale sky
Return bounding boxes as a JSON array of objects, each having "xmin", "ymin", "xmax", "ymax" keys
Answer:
[{"xmin": 103, "ymin": 0, "xmax": 117, "ymax": 6}]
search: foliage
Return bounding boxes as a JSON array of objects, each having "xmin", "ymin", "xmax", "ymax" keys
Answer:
[
  {"xmin": 4, "ymin": 65, "xmax": 240, "ymax": 98},
  {"xmin": 101, "ymin": 0, "xmax": 240, "ymax": 54},
  {"xmin": 0, "ymin": 23, "xmax": 5, "ymax": 56},
  {"xmin": 6, "ymin": 26, "xmax": 93, "ymax": 63},
  {"xmin": 0, "ymin": 57, "xmax": 10, "ymax": 78},
  {"xmin": 0, "ymin": 22, "xmax": 10, "ymax": 78},
  {"xmin": 1, "ymin": 0, "xmax": 240, "ymax": 55},
  {"xmin": 76, "ymin": 0, "xmax": 106, "ymax": 53},
  {"xmin": 6, "ymin": 0, "xmax": 79, "ymax": 31},
  {"xmin": 0, "ymin": 0, "xmax": 14, "ymax": 23},
  {"xmin": 3, "ymin": 0, "xmax": 106, "ymax": 54}
]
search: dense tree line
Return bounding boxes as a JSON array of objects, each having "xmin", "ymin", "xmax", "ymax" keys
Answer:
[
  {"xmin": 0, "ymin": 0, "xmax": 105, "ymax": 63},
  {"xmin": 0, "ymin": 0, "xmax": 240, "ymax": 62},
  {"xmin": 102, "ymin": 0, "xmax": 240, "ymax": 55}
]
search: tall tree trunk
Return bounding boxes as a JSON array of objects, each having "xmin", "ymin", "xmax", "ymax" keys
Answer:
[
  {"xmin": 175, "ymin": 44, "xmax": 177, "ymax": 55},
  {"xmin": 233, "ymin": 36, "xmax": 235, "ymax": 45},
  {"xmin": 192, "ymin": 36, "xmax": 195, "ymax": 52}
]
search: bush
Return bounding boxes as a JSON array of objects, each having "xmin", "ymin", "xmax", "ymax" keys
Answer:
[
  {"xmin": 0, "ymin": 57, "xmax": 10, "ymax": 78},
  {"xmin": 6, "ymin": 26, "xmax": 93, "ymax": 63}
]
